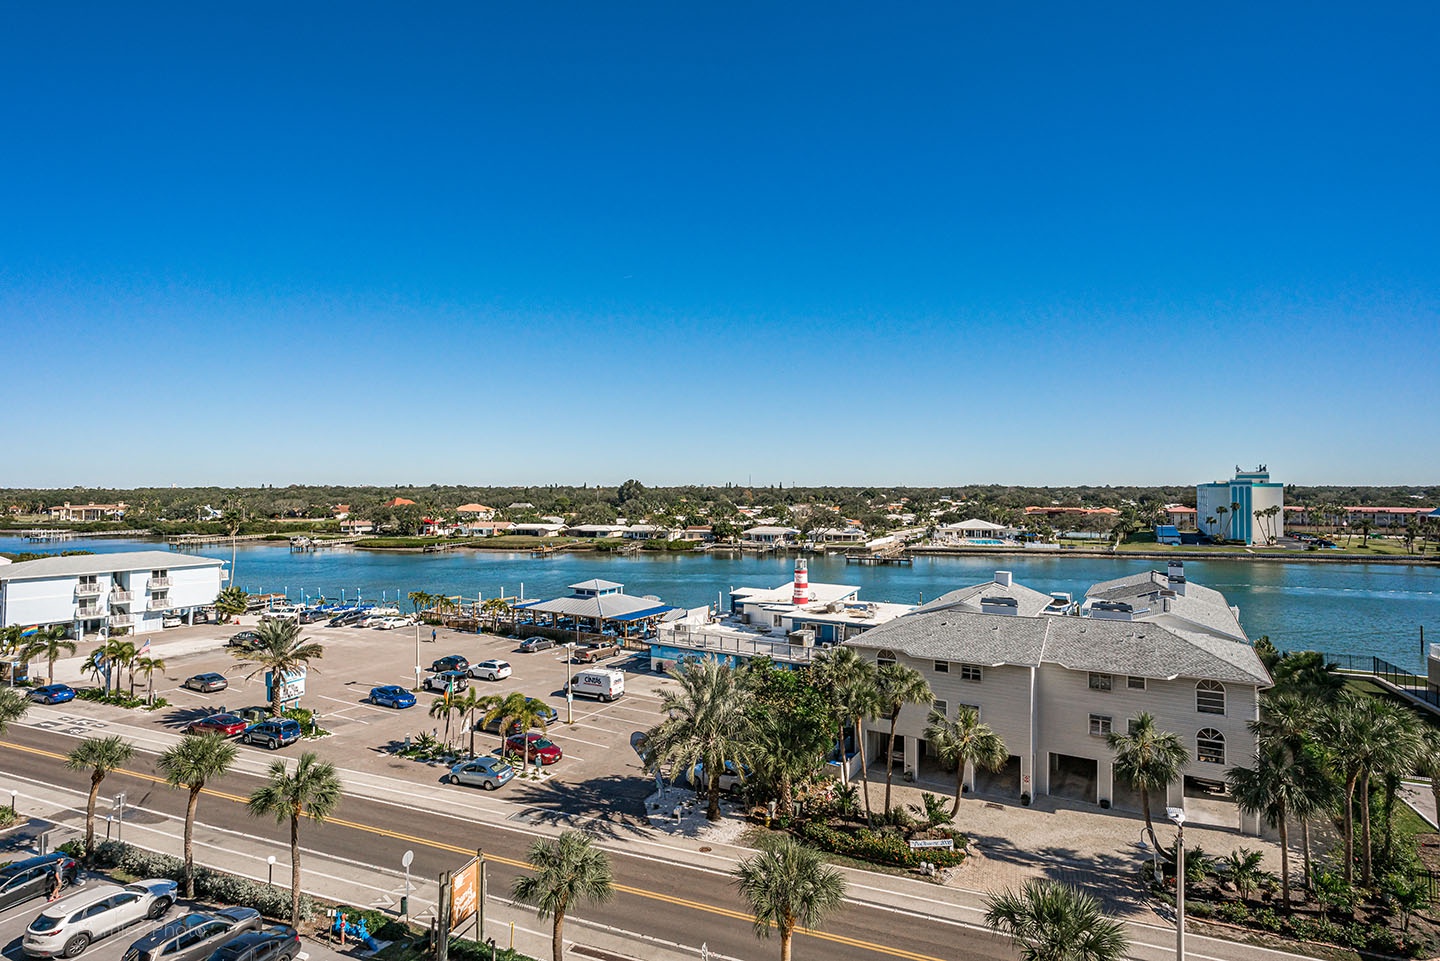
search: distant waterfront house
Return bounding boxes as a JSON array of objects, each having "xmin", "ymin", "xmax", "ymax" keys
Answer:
[
  {"xmin": 622, "ymin": 525, "xmax": 680, "ymax": 541},
  {"xmin": 511, "ymin": 522, "xmax": 565, "ymax": 537},
  {"xmin": 567, "ymin": 524, "xmax": 627, "ymax": 539},
  {"xmin": 0, "ymin": 550, "xmax": 227, "ymax": 642},
  {"xmin": 1163, "ymin": 504, "xmax": 1198, "ymax": 530},
  {"xmin": 935, "ymin": 519, "xmax": 1013, "ymax": 542},
  {"xmin": 811, "ymin": 527, "xmax": 867, "ymax": 544},
  {"xmin": 339, "ymin": 519, "xmax": 374, "ymax": 534},
  {"xmin": 507, "ymin": 502, "xmax": 535, "ymax": 510},
  {"xmin": 513, "ymin": 579, "xmax": 677, "ymax": 641},
  {"xmin": 332, "ymin": 504, "xmax": 351, "ymax": 520},
  {"xmin": 743, "ymin": 525, "xmax": 800, "ymax": 545},
  {"xmin": 45, "ymin": 502, "xmax": 128, "ymax": 522},
  {"xmin": 845, "ymin": 562, "xmax": 1269, "ymax": 832},
  {"xmin": 384, "ymin": 497, "xmax": 416, "ymax": 508},
  {"xmin": 455, "ymin": 503, "xmax": 496, "ymax": 520},
  {"xmin": 680, "ymin": 526, "xmax": 714, "ymax": 542},
  {"xmin": 459, "ymin": 521, "xmax": 513, "ymax": 537}
]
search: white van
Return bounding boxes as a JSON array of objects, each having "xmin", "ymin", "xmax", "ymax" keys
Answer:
[{"xmin": 569, "ymin": 668, "xmax": 625, "ymax": 702}]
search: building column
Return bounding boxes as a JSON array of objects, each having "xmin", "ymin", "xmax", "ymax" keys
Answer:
[
  {"xmin": 1098, "ymin": 758, "xmax": 1114, "ymax": 806},
  {"xmin": 1036, "ymin": 752, "xmax": 1051, "ymax": 796},
  {"xmin": 904, "ymin": 735, "xmax": 919, "ymax": 779},
  {"xmin": 1019, "ymin": 753, "xmax": 1033, "ymax": 800}
]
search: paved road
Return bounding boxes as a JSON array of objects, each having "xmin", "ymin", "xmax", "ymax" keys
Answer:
[{"xmin": 0, "ymin": 726, "xmax": 1013, "ymax": 961}]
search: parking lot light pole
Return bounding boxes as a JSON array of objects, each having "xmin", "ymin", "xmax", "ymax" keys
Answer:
[
  {"xmin": 1167, "ymin": 806, "xmax": 1186, "ymax": 961},
  {"xmin": 565, "ymin": 644, "xmax": 575, "ymax": 724},
  {"xmin": 113, "ymin": 792, "xmax": 126, "ymax": 843},
  {"xmin": 267, "ymin": 855, "xmax": 276, "ymax": 886}
]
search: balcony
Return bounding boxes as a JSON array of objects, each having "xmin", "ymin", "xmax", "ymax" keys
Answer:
[
  {"xmin": 148, "ymin": 597, "xmax": 171, "ymax": 612},
  {"xmin": 108, "ymin": 614, "xmax": 133, "ymax": 628},
  {"xmin": 110, "ymin": 590, "xmax": 134, "ymax": 604},
  {"xmin": 77, "ymin": 607, "xmax": 103, "ymax": 620},
  {"xmin": 149, "ymin": 577, "xmax": 172, "ymax": 590},
  {"xmin": 75, "ymin": 583, "xmax": 101, "ymax": 598}
]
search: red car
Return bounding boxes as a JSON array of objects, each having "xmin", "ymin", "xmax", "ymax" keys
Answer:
[
  {"xmin": 505, "ymin": 733, "xmax": 563, "ymax": 765},
  {"xmin": 185, "ymin": 713, "xmax": 248, "ymax": 737}
]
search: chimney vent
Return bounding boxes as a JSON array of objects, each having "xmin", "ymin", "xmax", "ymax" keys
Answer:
[{"xmin": 995, "ymin": 571, "xmax": 1013, "ymax": 588}]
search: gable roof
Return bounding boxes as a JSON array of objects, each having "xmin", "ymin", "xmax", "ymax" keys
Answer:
[
  {"xmin": 1084, "ymin": 570, "xmax": 1246, "ymax": 642},
  {"xmin": 914, "ymin": 578, "xmax": 1056, "ymax": 618}
]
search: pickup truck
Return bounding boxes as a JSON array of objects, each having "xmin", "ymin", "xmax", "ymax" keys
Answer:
[{"xmin": 573, "ymin": 642, "xmax": 621, "ymax": 664}]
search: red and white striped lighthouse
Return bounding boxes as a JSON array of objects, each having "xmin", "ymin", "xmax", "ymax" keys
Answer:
[{"xmin": 791, "ymin": 559, "xmax": 810, "ymax": 605}]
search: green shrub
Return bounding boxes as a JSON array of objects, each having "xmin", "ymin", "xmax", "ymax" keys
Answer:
[
  {"xmin": 86, "ymin": 841, "xmax": 315, "ymax": 920},
  {"xmin": 794, "ymin": 820, "xmax": 965, "ymax": 869}
]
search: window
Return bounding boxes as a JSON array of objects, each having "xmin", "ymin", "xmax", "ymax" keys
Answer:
[
  {"xmin": 1127, "ymin": 676, "xmax": 1146, "ymax": 690},
  {"xmin": 772, "ymin": 615, "xmax": 782, "ymax": 627},
  {"xmin": 960, "ymin": 663, "xmax": 983, "ymax": 682},
  {"xmin": 1197, "ymin": 680, "xmax": 1226, "ymax": 715},
  {"xmin": 1197, "ymin": 728, "xmax": 1225, "ymax": 764},
  {"xmin": 932, "ymin": 699, "xmax": 948, "ymax": 718},
  {"xmin": 934, "ymin": 660, "xmax": 950, "ymax": 674},
  {"xmin": 877, "ymin": 649, "xmax": 897, "ymax": 668},
  {"xmin": 1088, "ymin": 673, "xmax": 1113, "ymax": 692},
  {"xmin": 959, "ymin": 703, "xmax": 981, "ymax": 720},
  {"xmin": 1089, "ymin": 714, "xmax": 1113, "ymax": 737}
]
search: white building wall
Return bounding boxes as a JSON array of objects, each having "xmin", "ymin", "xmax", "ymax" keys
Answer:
[{"xmin": 2, "ymin": 576, "xmax": 81, "ymax": 628}]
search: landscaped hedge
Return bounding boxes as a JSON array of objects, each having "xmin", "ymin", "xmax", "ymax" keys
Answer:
[
  {"xmin": 76, "ymin": 688, "xmax": 169, "ymax": 711},
  {"xmin": 1186, "ymin": 899, "xmax": 1421, "ymax": 956},
  {"xmin": 795, "ymin": 820, "xmax": 966, "ymax": 869},
  {"xmin": 71, "ymin": 841, "xmax": 316, "ymax": 921}
]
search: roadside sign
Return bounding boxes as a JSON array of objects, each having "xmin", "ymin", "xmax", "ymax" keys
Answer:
[
  {"xmin": 907, "ymin": 838, "xmax": 955, "ymax": 850},
  {"xmin": 450, "ymin": 857, "xmax": 479, "ymax": 930},
  {"xmin": 265, "ymin": 669, "xmax": 306, "ymax": 704}
]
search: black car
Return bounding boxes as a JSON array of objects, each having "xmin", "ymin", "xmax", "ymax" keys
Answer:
[
  {"xmin": 298, "ymin": 610, "xmax": 328, "ymax": 624},
  {"xmin": 226, "ymin": 632, "xmax": 261, "ymax": 650},
  {"xmin": 205, "ymin": 927, "xmax": 300, "ymax": 961},
  {"xmin": 239, "ymin": 719, "xmax": 303, "ymax": 750},
  {"xmin": 430, "ymin": 655, "xmax": 469, "ymax": 673},
  {"xmin": 0, "ymin": 854, "xmax": 80, "ymax": 910},
  {"xmin": 123, "ymin": 908, "xmax": 261, "ymax": 961}
]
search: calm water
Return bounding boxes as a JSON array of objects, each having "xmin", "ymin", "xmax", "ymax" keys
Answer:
[{"xmin": 3, "ymin": 537, "xmax": 1436, "ymax": 670}]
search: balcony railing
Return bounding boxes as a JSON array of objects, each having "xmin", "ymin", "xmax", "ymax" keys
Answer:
[
  {"xmin": 148, "ymin": 598, "xmax": 171, "ymax": 611},
  {"xmin": 75, "ymin": 583, "xmax": 101, "ymax": 597},
  {"xmin": 108, "ymin": 614, "xmax": 133, "ymax": 627},
  {"xmin": 149, "ymin": 576, "xmax": 172, "ymax": 589},
  {"xmin": 109, "ymin": 590, "xmax": 133, "ymax": 604},
  {"xmin": 77, "ymin": 607, "xmax": 103, "ymax": 620}
]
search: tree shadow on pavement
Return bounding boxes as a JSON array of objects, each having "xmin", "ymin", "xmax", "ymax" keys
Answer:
[{"xmin": 504, "ymin": 774, "xmax": 653, "ymax": 840}]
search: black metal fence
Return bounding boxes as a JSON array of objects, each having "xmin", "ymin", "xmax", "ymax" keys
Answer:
[{"xmin": 1283, "ymin": 650, "xmax": 1440, "ymax": 706}]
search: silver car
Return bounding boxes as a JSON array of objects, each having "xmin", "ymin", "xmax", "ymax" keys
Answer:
[
  {"xmin": 446, "ymin": 757, "xmax": 516, "ymax": 790},
  {"xmin": 24, "ymin": 879, "xmax": 177, "ymax": 958},
  {"xmin": 122, "ymin": 907, "xmax": 261, "ymax": 961}
]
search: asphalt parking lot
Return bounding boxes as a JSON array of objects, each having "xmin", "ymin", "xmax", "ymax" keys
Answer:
[{"xmin": 123, "ymin": 623, "xmax": 669, "ymax": 817}]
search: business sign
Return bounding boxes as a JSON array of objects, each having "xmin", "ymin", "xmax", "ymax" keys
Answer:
[
  {"xmin": 265, "ymin": 669, "xmax": 306, "ymax": 704},
  {"xmin": 907, "ymin": 838, "xmax": 955, "ymax": 850},
  {"xmin": 450, "ymin": 857, "xmax": 479, "ymax": 931}
]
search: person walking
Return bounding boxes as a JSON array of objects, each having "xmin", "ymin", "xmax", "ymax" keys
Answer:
[
  {"xmin": 46, "ymin": 861, "xmax": 63, "ymax": 901},
  {"xmin": 431, "ymin": 629, "xmax": 437, "ymax": 644}
]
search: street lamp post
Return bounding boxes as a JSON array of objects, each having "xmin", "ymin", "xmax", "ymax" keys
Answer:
[
  {"xmin": 1167, "ymin": 806, "xmax": 1186, "ymax": 961},
  {"xmin": 267, "ymin": 855, "xmax": 276, "ymax": 886},
  {"xmin": 401, "ymin": 850, "xmax": 414, "ymax": 920},
  {"xmin": 112, "ymin": 793, "xmax": 126, "ymax": 843},
  {"xmin": 564, "ymin": 644, "xmax": 575, "ymax": 725}
]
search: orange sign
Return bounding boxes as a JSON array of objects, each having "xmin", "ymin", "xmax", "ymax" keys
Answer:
[{"xmin": 450, "ymin": 859, "xmax": 479, "ymax": 930}]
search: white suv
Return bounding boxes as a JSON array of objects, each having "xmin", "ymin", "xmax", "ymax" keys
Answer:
[{"xmin": 24, "ymin": 879, "xmax": 177, "ymax": 958}]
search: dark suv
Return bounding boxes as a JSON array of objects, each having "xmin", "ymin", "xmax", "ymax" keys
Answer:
[
  {"xmin": 204, "ymin": 927, "xmax": 300, "ymax": 961},
  {"xmin": 0, "ymin": 854, "xmax": 80, "ymax": 910},
  {"xmin": 239, "ymin": 719, "xmax": 302, "ymax": 750},
  {"xmin": 430, "ymin": 655, "xmax": 469, "ymax": 673}
]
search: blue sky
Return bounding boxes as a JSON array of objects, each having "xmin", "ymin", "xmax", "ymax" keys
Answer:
[{"xmin": 2, "ymin": 3, "xmax": 1436, "ymax": 488}]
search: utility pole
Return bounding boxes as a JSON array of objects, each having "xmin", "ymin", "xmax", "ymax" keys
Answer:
[
  {"xmin": 436, "ymin": 870, "xmax": 451, "ymax": 961},
  {"xmin": 1168, "ymin": 807, "xmax": 1186, "ymax": 961},
  {"xmin": 476, "ymin": 848, "xmax": 486, "ymax": 945}
]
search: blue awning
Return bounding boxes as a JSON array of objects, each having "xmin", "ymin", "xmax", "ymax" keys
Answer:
[{"xmin": 611, "ymin": 605, "xmax": 678, "ymax": 622}]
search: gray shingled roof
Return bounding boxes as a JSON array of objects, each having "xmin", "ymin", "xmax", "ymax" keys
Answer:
[
  {"xmin": 1085, "ymin": 570, "xmax": 1246, "ymax": 641},
  {"xmin": 915, "ymin": 578, "xmax": 1056, "ymax": 618},
  {"xmin": 846, "ymin": 610, "xmax": 1050, "ymax": 668},
  {"xmin": 0, "ymin": 551, "xmax": 223, "ymax": 582}
]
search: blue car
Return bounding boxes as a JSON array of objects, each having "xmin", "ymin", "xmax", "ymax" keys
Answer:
[
  {"xmin": 29, "ymin": 684, "xmax": 76, "ymax": 705},
  {"xmin": 368, "ymin": 685, "xmax": 416, "ymax": 709}
]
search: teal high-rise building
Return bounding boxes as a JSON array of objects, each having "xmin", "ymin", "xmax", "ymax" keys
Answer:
[{"xmin": 1196, "ymin": 466, "xmax": 1285, "ymax": 546}]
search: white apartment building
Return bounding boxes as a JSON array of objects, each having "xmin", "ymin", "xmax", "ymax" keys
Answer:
[
  {"xmin": 0, "ymin": 550, "xmax": 227, "ymax": 640},
  {"xmin": 845, "ymin": 563, "xmax": 1270, "ymax": 831},
  {"xmin": 1196, "ymin": 465, "xmax": 1284, "ymax": 545}
]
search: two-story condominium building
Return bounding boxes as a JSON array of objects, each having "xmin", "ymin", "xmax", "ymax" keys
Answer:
[
  {"xmin": 845, "ymin": 564, "xmax": 1270, "ymax": 831},
  {"xmin": 0, "ymin": 550, "xmax": 227, "ymax": 640}
]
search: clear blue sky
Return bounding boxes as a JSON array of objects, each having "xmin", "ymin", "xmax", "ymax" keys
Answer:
[{"xmin": 3, "ymin": 3, "xmax": 1436, "ymax": 489}]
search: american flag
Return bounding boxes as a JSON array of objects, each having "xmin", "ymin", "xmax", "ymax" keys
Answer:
[{"xmin": 138, "ymin": 637, "xmax": 151, "ymax": 655}]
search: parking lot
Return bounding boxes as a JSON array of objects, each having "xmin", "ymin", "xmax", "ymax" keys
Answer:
[{"xmin": 104, "ymin": 622, "xmax": 670, "ymax": 817}]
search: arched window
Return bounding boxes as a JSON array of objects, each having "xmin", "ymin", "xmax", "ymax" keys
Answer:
[
  {"xmin": 1196, "ymin": 680, "xmax": 1226, "ymax": 715},
  {"xmin": 1197, "ymin": 729, "xmax": 1225, "ymax": 765},
  {"xmin": 876, "ymin": 649, "xmax": 897, "ymax": 668}
]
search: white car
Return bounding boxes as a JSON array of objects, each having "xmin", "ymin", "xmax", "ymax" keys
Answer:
[
  {"xmin": 24, "ymin": 879, "xmax": 177, "ymax": 958},
  {"xmin": 469, "ymin": 659, "xmax": 512, "ymax": 681},
  {"xmin": 376, "ymin": 616, "xmax": 413, "ymax": 630}
]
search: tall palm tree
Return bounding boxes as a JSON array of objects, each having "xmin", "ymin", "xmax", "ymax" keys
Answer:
[
  {"xmin": 230, "ymin": 618, "xmax": 325, "ymax": 717},
  {"xmin": 1354, "ymin": 700, "xmax": 1423, "ymax": 885},
  {"xmin": 133, "ymin": 656, "xmax": 165, "ymax": 702},
  {"xmin": 1105, "ymin": 713, "xmax": 1188, "ymax": 856},
  {"xmin": 454, "ymin": 688, "xmax": 491, "ymax": 758},
  {"xmin": 812, "ymin": 647, "xmax": 880, "ymax": 822},
  {"xmin": 0, "ymin": 688, "xmax": 29, "ymax": 739},
  {"xmin": 428, "ymin": 694, "xmax": 459, "ymax": 749},
  {"xmin": 65, "ymin": 735, "xmax": 135, "ymax": 857},
  {"xmin": 810, "ymin": 646, "xmax": 867, "ymax": 786},
  {"xmin": 98, "ymin": 638, "xmax": 136, "ymax": 695},
  {"xmin": 479, "ymin": 692, "xmax": 552, "ymax": 752},
  {"xmin": 22, "ymin": 626, "xmax": 76, "ymax": 686},
  {"xmin": 875, "ymin": 662, "xmax": 933, "ymax": 814},
  {"xmin": 1227, "ymin": 737, "xmax": 1326, "ymax": 908},
  {"xmin": 512, "ymin": 831, "xmax": 614, "ymax": 961},
  {"xmin": 1252, "ymin": 692, "xmax": 1328, "ymax": 888},
  {"xmin": 734, "ymin": 834, "xmax": 846, "ymax": 961},
  {"xmin": 925, "ymin": 706, "xmax": 1007, "ymax": 818},
  {"xmin": 157, "ymin": 734, "xmax": 239, "ymax": 896},
  {"xmin": 247, "ymin": 752, "xmax": 343, "ymax": 925},
  {"xmin": 213, "ymin": 586, "xmax": 249, "ymax": 625},
  {"xmin": 983, "ymin": 879, "xmax": 1129, "ymax": 961},
  {"xmin": 643, "ymin": 656, "xmax": 754, "ymax": 821}
]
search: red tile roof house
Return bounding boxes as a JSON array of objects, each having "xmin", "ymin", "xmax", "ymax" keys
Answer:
[{"xmin": 384, "ymin": 497, "xmax": 416, "ymax": 507}]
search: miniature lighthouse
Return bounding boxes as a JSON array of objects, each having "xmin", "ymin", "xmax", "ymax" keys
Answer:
[{"xmin": 791, "ymin": 559, "xmax": 810, "ymax": 605}]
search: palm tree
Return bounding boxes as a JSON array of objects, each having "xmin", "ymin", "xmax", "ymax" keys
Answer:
[
  {"xmin": 812, "ymin": 647, "xmax": 880, "ymax": 822},
  {"xmin": 983, "ymin": 879, "xmax": 1129, "ymax": 961},
  {"xmin": 479, "ymin": 692, "xmax": 552, "ymax": 752},
  {"xmin": 1252, "ymin": 692, "xmax": 1330, "ymax": 888},
  {"xmin": 747, "ymin": 704, "xmax": 832, "ymax": 814},
  {"xmin": 230, "ymin": 618, "xmax": 325, "ymax": 716},
  {"xmin": 925, "ymin": 706, "xmax": 1007, "ymax": 818},
  {"xmin": 643, "ymin": 656, "xmax": 754, "ymax": 821},
  {"xmin": 454, "ymin": 688, "xmax": 490, "ymax": 758},
  {"xmin": 428, "ymin": 694, "xmax": 459, "ymax": 750},
  {"xmin": 65, "ymin": 735, "xmax": 135, "ymax": 857},
  {"xmin": 734, "ymin": 834, "xmax": 846, "ymax": 961},
  {"xmin": 157, "ymin": 734, "xmax": 239, "ymax": 896},
  {"xmin": 1227, "ymin": 737, "xmax": 1326, "ymax": 908},
  {"xmin": 1354, "ymin": 700, "xmax": 1423, "ymax": 885},
  {"xmin": 99, "ymin": 638, "xmax": 136, "ymax": 695},
  {"xmin": 512, "ymin": 831, "xmax": 614, "ymax": 961},
  {"xmin": 875, "ymin": 662, "xmax": 933, "ymax": 814},
  {"xmin": 247, "ymin": 752, "xmax": 343, "ymax": 925},
  {"xmin": 21, "ymin": 626, "xmax": 76, "ymax": 686},
  {"xmin": 214, "ymin": 586, "xmax": 249, "ymax": 625},
  {"xmin": 133, "ymin": 655, "xmax": 165, "ymax": 703},
  {"xmin": 0, "ymin": 688, "xmax": 28, "ymax": 739},
  {"xmin": 811, "ymin": 646, "xmax": 866, "ymax": 786},
  {"xmin": 1105, "ymin": 713, "xmax": 1188, "ymax": 856}
]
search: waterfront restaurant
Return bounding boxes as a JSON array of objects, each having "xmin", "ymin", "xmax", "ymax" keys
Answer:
[{"xmin": 510, "ymin": 579, "xmax": 678, "ymax": 643}]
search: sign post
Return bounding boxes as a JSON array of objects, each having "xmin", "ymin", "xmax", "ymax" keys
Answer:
[
  {"xmin": 435, "ymin": 871, "xmax": 451, "ymax": 961},
  {"xmin": 476, "ymin": 848, "xmax": 486, "ymax": 945}
]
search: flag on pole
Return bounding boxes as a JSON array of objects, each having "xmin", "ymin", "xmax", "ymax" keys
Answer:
[{"xmin": 138, "ymin": 637, "xmax": 151, "ymax": 656}]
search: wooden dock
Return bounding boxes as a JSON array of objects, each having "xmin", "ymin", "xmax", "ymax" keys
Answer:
[
  {"xmin": 168, "ymin": 533, "xmax": 269, "ymax": 549},
  {"xmin": 845, "ymin": 542, "xmax": 913, "ymax": 565}
]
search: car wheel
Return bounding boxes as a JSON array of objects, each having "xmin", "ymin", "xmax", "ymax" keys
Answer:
[
  {"xmin": 147, "ymin": 896, "xmax": 174, "ymax": 919},
  {"xmin": 483, "ymin": 780, "xmax": 497, "ymax": 791},
  {"xmin": 601, "ymin": 694, "xmax": 612, "ymax": 703},
  {"xmin": 62, "ymin": 933, "xmax": 91, "ymax": 957},
  {"xmin": 268, "ymin": 739, "xmax": 279, "ymax": 750}
]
